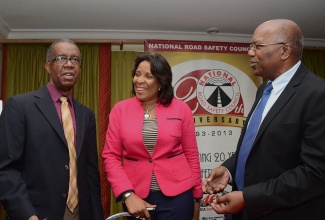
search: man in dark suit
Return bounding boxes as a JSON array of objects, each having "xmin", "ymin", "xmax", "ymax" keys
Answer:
[
  {"xmin": 0, "ymin": 39, "xmax": 104, "ymax": 220},
  {"xmin": 202, "ymin": 19, "xmax": 325, "ymax": 220}
]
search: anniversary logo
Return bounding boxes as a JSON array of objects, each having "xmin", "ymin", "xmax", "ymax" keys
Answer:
[{"xmin": 146, "ymin": 40, "xmax": 262, "ymax": 219}]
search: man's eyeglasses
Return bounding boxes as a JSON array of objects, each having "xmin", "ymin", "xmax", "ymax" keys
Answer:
[
  {"xmin": 48, "ymin": 56, "xmax": 82, "ymax": 65},
  {"xmin": 249, "ymin": 42, "xmax": 288, "ymax": 50}
]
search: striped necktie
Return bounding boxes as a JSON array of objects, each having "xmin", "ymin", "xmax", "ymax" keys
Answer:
[
  {"xmin": 60, "ymin": 96, "xmax": 78, "ymax": 212},
  {"xmin": 235, "ymin": 82, "xmax": 273, "ymax": 190}
]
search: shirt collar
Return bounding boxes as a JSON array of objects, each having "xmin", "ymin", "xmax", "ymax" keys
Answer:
[
  {"xmin": 46, "ymin": 83, "xmax": 73, "ymax": 104},
  {"xmin": 268, "ymin": 61, "xmax": 301, "ymax": 95}
]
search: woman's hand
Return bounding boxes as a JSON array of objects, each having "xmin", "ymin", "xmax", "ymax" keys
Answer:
[
  {"xmin": 124, "ymin": 192, "xmax": 156, "ymax": 220},
  {"xmin": 192, "ymin": 200, "xmax": 200, "ymax": 220}
]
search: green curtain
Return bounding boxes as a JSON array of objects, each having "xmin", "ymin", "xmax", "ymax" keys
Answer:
[
  {"xmin": 5, "ymin": 44, "xmax": 49, "ymax": 98},
  {"xmin": 110, "ymin": 51, "xmax": 142, "ymax": 107},
  {"xmin": 74, "ymin": 44, "xmax": 99, "ymax": 115},
  {"xmin": 302, "ymin": 49, "xmax": 325, "ymax": 79},
  {"xmin": 75, "ymin": 44, "xmax": 100, "ymax": 147}
]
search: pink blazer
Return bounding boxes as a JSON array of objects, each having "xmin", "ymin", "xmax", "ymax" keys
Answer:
[{"xmin": 102, "ymin": 97, "xmax": 202, "ymax": 199}]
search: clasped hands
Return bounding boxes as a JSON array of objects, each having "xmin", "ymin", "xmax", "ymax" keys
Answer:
[{"xmin": 202, "ymin": 166, "xmax": 245, "ymax": 215}]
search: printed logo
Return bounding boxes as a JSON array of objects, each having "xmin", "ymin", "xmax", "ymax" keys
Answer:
[
  {"xmin": 172, "ymin": 60, "xmax": 258, "ymax": 127},
  {"xmin": 196, "ymin": 69, "xmax": 240, "ymax": 115}
]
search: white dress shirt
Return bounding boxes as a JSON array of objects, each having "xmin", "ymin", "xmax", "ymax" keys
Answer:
[
  {"xmin": 262, "ymin": 60, "xmax": 301, "ymax": 120},
  {"xmin": 227, "ymin": 61, "xmax": 301, "ymax": 184}
]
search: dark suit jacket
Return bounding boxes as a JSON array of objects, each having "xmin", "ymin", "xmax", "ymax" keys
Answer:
[
  {"xmin": 0, "ymin": 86, "xmax": 104, "ymax": 220},
  {"xmin": 223, "ymin": 64, "xmax": 325, "ymax": 220}
]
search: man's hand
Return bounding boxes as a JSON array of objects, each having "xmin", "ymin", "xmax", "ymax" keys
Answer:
[
  {"xmin": 211, "ymin": 191, "xmax": 245, "ymax": 214},
  {"xmin": 202, "ymin": 166, "xmax": 230, "ymax": 194}
]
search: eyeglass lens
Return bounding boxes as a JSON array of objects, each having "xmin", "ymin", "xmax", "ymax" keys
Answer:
[{"xmin": 52, "ymin": 56, "xmax": 81, "ymax": 65}]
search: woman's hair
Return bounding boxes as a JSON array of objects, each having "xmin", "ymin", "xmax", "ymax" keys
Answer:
[{"xmin": 131, "ymin": 52, "xmax": 174, "ymax": 106}]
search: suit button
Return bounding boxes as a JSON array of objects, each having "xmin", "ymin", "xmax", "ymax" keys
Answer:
[
  {"xmin": 65, "ymin": 165, "xmax": 69, "ymax": 170},
  {"xmin": 149, "ymin": 158, "xmax": 153, "ymax": 163},
  {"xmin": 62, "ymin": 193, "xmax": 67, "ymax": 198}
]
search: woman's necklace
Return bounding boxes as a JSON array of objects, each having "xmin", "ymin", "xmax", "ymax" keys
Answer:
[{"xmin": 143, "ymin": 105, "xmax": 156, "ymax": 119}]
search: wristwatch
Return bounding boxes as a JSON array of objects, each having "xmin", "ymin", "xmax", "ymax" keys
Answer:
[{"xmin": 122, "ymin": 192, "xmax": 132, "ymax": 203}]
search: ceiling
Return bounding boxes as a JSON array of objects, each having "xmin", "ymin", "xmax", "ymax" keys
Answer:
[{"xmin": 1, "ymin": 0, "xmax": 325, "ymax": 49}]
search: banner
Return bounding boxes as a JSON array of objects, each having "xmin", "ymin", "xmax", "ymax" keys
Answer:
[{"xmin": 145, "ymin": 40, "xmax": 262, "ymax": 219}]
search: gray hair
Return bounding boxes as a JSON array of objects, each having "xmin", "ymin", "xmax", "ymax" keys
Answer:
[{"xmin": 46, "ymin": 39, "xmax": 80, "ymax": 61}]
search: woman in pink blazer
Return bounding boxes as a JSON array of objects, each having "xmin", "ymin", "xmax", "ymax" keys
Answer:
[{"xmin": 102, "ymin": 52, "xmax": 202, "ymax": 220}]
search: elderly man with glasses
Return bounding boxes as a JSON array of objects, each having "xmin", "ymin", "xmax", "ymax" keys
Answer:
[
  {"xmin": 0, "ymin": 39, "xmax": 104, "ymax": 220},
  {"xmin": 203, "ymin": 19, "xmax": 325, "ymax": 220}
]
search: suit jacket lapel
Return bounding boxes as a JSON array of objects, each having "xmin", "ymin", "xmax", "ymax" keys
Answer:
[
  {"xmin": 254, "ymin": 64, "xmax": 307, "ymax": 144},
  {"xmin": 34, "ymin": 86, "xmax": 67, "ymax": 146}
]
